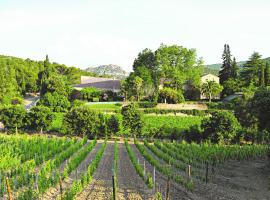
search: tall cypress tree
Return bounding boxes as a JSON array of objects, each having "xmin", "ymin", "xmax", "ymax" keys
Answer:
[
  {"xmin": 231, "ymin": 57, "xmax": 238, "ymax": 79},
  {"xmin": 219, "ymin": 44, "xmax": 232, "ymax": 85},
  {"xmin": 259, "ymin": 64, "xmax": 265, "ymax": 87},
  {"xmin": 265, "ymin": 62, "xmax": 270, "ymax": 86}
]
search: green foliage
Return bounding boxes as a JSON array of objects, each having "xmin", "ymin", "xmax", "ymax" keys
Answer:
[
  {"xmin": 201, "ymin": 111, "xmax": 241, "ymax": 144},
  {"xmin": 201, "ymin": 80, "xmax": 223, "ymax": 102},
  {"xmin": 80, "ymin": 87, "xmax": 101, "ymax": 101},
  {"xmin": 249, "ymin": 87, "xmax": 270, "ymax": 132},
  {"xmin": 39, "ymin": 92, "xmax": 70, "ymax": 112},
  {"xmin": 143, "ymin": 115, "xmax": 203, "ymax": 138},
  {"xmin": 241, "ymin": 52, "xmax": 263, "ymax": 87},
  {"xmin": 0, "ymin": 105, "xmax": 26, "ymax": 132},
  {"xmin": 136, "ymin": 101, "xmax": 157, "ymax": 108},
  {"xmin": 28, "ymin": 106, "xmax": 54, "ymax": 133},
  {"xmin": 62, "ymin": 106, "xmax": 106, "ymax": 138},
  {"xmin": 158, "ymin": 88, "xmax": 185, "ymax": 104},
  {"xmin": 50, "ymin": 112, "xmax": 64, "ymax": 132},
  {"xmin": 121, "ymin": 103, "xmax": 143, "ymax": 136},
  {"xmin": 107, "ymin": 114, "xmax": 123, "ymax": 135}
]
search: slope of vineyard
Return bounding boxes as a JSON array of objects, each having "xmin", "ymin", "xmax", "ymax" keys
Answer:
[{"xmin": 0, "ymin": 134, "xmax": 268, "ymax": 200}]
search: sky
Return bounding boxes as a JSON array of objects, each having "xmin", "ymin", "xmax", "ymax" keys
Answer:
[{"xmin": 0, "ymin": 0, "xmax": 270, "ymax": 72}]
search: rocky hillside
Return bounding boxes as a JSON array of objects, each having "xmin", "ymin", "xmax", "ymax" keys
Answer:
[{"xmin": 85, "ymin": 64, "xmax": 128, "ymax": 79}]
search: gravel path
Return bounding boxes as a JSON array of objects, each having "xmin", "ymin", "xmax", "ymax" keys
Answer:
[
  {"xmin": 117, "ymin": 143, "xmax": 153, "ymax": 200},
  {"xmin": 42, "ymin": 142, "xmax": 101, "ymax": 200},
  {"xmin": 76, "ymin": 142, "xmax": 113, "ymax": 200}
]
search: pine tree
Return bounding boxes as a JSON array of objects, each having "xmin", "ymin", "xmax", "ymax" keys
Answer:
[
  {"xmin": 231, "ymin": 57, "xmax": 238, "ymax": 78},
  {"xmin": 219, "ymin": 44, "xmax": 232, "ymax": 85},
  {"xmin": 265, "ymin": 62, "xmax": 270, "ymax": 86},
  {"xmin": 259, "ymin": 64, "xmax": 265, "ymax": 87},
  {"xmin": 241, "ymin": 52, "xmax": 262, "ymax": 87}
]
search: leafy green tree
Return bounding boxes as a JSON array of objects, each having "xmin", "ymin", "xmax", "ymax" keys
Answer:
[
  {"xmin": 41, "ymin": 74, "xmax": 70, "ymax": 97},
  {"xmin": 38, "ymin": 92, "xmax": 70, "ymax": 112},
  {"xmin": 28, "ymin": 106, "xmax": 54, "ymax": 133},
  {"xmin": 155, "ymin": 44, "xmax": 202, "ymax": 92},
  {"xmin": 265, "ymin": 63, "xmax": 270, "ymax": 86},
  {"xmin": 201, "ymin": 111, "xmax": 241, "ymax": 144},
  {"xmin": 241, "ymin": 52, "xmax": 263, "ymax": 87},
  {"xmin": 134, "ymin": 76, "xmax": 143, "ymax": 101},
  {"xmin": 222, "ymin": 78, "xmax": 242, "ymax": 96},
  {"xmin": 62, "ymin": 107, "xmax": 105, "ymax": 138},
  {"xmin": 201, "ymin": 81, "xmax": 223, "ymax": 102},
  {"xmin": 249, "ymin": 87, "xmax": 270, "ymax": 132},
  {"xmin": 259, "ymin": 64, "xmax": 265, "ymax": 87},
  {"xmin": 107, "ymin": 114, "xmax": 123, "ymax": 135},
  {"xmin": 158, "ymin": 88, "xmax": 184, "ymax": 104},
  {"xmin": 265, "ymin": 62, "xmax": 270, "ymax": 86},
  {"xmin": 133, "ymin": 48, "xmax": 156, "ymax": 75},
  {"xmin": 121, "ymin": 103, "xmax": 143, "ymax": 137},
  {"xmin": 0, "ymin": 105, "xmax": 26, "ymax": 133},
  {"xmin": 80, "ymin": 87, "xmax": 101, "ymax": 101}
]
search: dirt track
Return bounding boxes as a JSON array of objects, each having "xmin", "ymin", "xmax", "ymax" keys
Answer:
[
  {"xmin": 76, "ymin": 143, "xmax": 113, "ymax": 200},
  {"xmin": 117, "ymin": 143, "xmax": 153, "ymax": 200}
]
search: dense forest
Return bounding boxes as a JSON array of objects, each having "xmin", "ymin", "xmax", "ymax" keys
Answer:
[{"xmin": 0, "ymin": 55, "xmax": 95, "ymax": 104}]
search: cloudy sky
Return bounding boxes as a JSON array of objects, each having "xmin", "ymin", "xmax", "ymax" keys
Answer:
[{"xmin": 0, "ymin": 0, "xmax": 269, "ymax": 71}]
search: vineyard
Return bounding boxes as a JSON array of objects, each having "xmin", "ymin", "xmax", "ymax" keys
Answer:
[{"xmin": 0, "ymin": 134, "xmax": 269, "ymax": 200}]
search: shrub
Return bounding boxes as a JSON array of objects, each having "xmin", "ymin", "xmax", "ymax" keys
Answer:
[
  {"xmin": 201, "ymin": 111, "xmax": 241, "ymax": 144},
  {"xmin": 38, "ymin": 92, "xmax": 70, "ymax": 112},
  {"xmin": 107, "ymin": 114, "xmax": 123, "ymax": 135},
  {"xmin": 158, "ymin": 88, "xmax": 185, "ymax": 104},
  {"xmin": 62, "ymin": 106, "xmax": 106, "ymax": 138},
  {"xmin": 28, "ymin": 106, "xmax": 54, "ymax": 133},
  {"xmin": 121, "ymin": 103, "xmax": 143, "ymax": 137},
  {"xmin": 137, "ymin": 101, "xmax": 157, "ymax": 108},
  {"xmin": 0, "ymin": 105, "xmax": 26, "ymax": 132}
]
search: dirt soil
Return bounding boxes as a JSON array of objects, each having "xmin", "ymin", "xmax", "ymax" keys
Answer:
[
  {"xmin": 117, "ymin": 143, "xmax": 153, "ymax": 200},
  {"xmin": 131, "ymin": 144, "xmax": 194, "ymax": 200},
  {"xmin": 143, "ymin": 143, "xmax": 270, "ymax": 200},
  {"xmin": 192, "ymin": 158, "xmax": 270, "ymax": 200},
  {"xmin": 76, "ymin": 142, "xmax": 114, "ymax": 200}
]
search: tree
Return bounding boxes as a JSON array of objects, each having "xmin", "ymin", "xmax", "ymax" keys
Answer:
[
  {"xmin": 241, "ymin": 52, "xmax": 263, "ymax": 87},
  {"xmin": 133, "ymin": 48, "xmax": 156, "ymax": 74},
  {"xmin": 0, "ymin": 105, "xmax": 26, "ymax": 133},
  {"xmin": 158, "ymin": 88, "xmax": 184, "ymax": 104},
  {"xmin": 133, "ymin": 76, "xmax": 143, "ymax": 101},
  {"xmin": 155, "ymin": 44, "xmax": 202, "ymax": 92},
  {"xmin": 121, "ymin": 103, "xmax": 143, "ymax": 137},
  {"xmin": 259, "ymin": 64, "xmax": 265, "ymax": 87},
  {"xmin": 231, "ymin": 57, "xmax": 239, "ymax": 79},
  {"xmin": 28, "ymin": 106, "xmax": 54, "ymax": 133},
  {"xmin": 107, "ymin": 114, "xmax": 123, "ymax": 135},
  {"xmin": 265, "ymin": 62, "xmax": 270, "ymax": 86},
  {"xmin": 38, "ymin": 92, "xmax": 70, "ymax": 112},
  {"xmin": 201, "ymin": 111, "xmax": 241, "ymax": 144},
  {"xmin": 219, "ymin": 44, "xmax": 232, "ymax": 85},
  {"xmin": 40, "ymin": 74, "xmax": 70, "ymax": 97},
  {"xmin": 249, "ymin": 87, "xmax": 270, "ymax": 132},
  {"xmin": 222, "ymin": 78, "xmax": 242, "ymax": 96},
  {"xmin": 80, "ymin": 87, "xmax": 101, "ymax": 101},
  {"xmin": 201, "ymin": 81, "xmax": 223, "ymax": 102},
  {"xmin": 62, "ymin": 107, "xmax": 105, "ymax": 138}
]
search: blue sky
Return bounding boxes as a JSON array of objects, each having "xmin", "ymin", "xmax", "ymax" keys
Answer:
[{"xmin": 0, "ymin": 0, "xmax": 270, "ymax": 71}]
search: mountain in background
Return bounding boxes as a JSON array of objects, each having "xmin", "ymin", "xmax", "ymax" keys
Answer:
[
  {"xmin": 204, "ymin": 57, "xmax": 270, "ymax": 75},
  {"xmin": 85, "ymin": 64, "xmax": 128, "ymax": 79}
]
